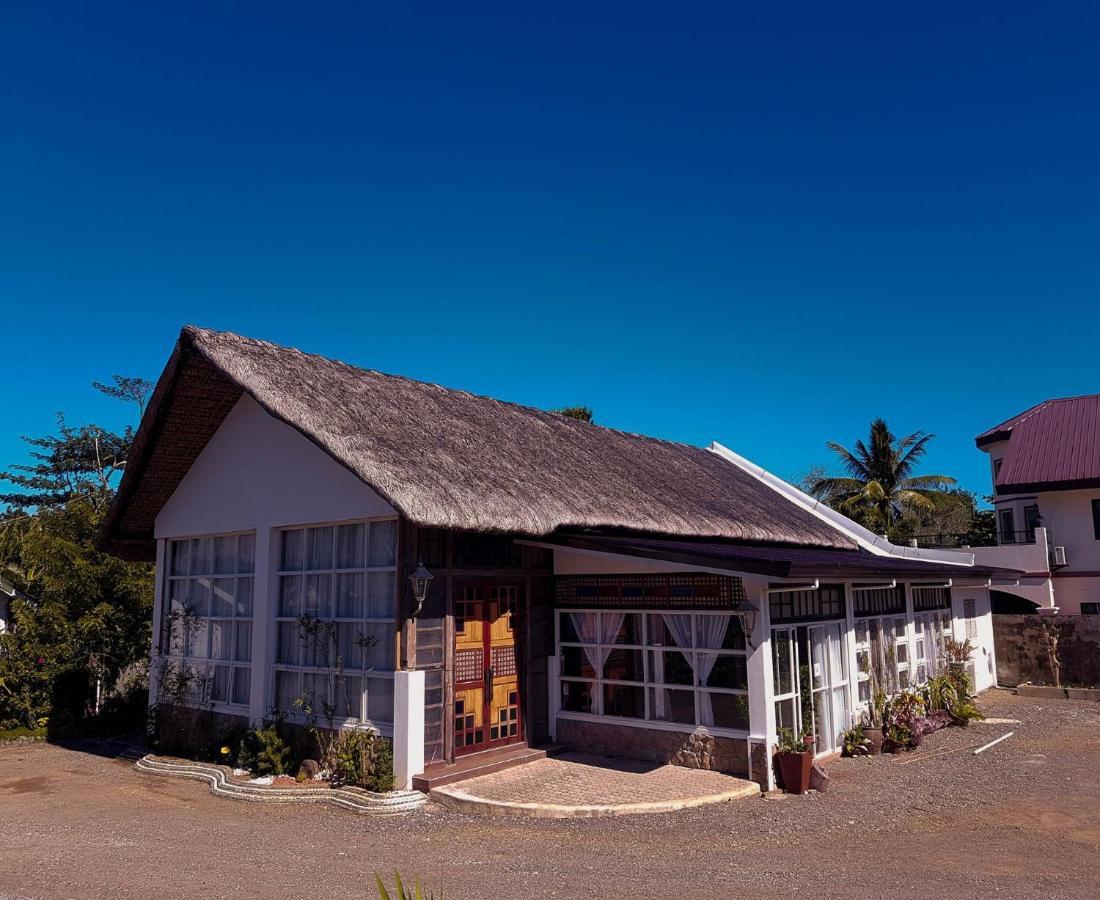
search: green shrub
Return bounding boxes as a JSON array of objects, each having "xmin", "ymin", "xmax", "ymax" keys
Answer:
[
  {"xmin": 237, "ymin": 725, "xmax": 293, "ymax": 776},
  {"xmin": 326, "ymin": 728, "xmax": 394, "ymax": 791}
]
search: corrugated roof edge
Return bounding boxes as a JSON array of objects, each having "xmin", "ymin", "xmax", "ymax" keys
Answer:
[{"xmin": 706, "ymin": 441, "xmax": 980, "ymax": 567}]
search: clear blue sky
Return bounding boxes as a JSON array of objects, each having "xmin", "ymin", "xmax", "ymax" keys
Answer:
[{"xmin": 2, "ymin": 3, "xmax": 1098, "ymax": 505}]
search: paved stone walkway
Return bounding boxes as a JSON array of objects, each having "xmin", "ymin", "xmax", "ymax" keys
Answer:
[{"xmin": 430, "ymin": 751, "xmax": 759, "ymax": 817}]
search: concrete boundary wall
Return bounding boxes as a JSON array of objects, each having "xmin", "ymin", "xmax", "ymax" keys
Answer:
[{"xmin": 993, "ymin": 615, "xmax": 1100, "ymax": 687}]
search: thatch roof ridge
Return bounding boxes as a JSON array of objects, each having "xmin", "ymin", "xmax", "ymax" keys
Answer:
[
  {"xmin": 181, "ymin": 324, "xmax": 712, "ymax": 457},
  {"xmin": 100, "ymin": 325, "xmax": 858, "ymax": 559}
]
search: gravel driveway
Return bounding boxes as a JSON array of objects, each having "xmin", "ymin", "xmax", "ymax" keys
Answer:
[{"xmin": 1, "ymin": 689, "xmax": 1098, "ymax": 899}]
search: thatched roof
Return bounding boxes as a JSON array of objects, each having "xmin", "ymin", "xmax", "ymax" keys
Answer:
[{"xmin": 101, "ymin": 327, "xmax": 856, "ymax": 560}]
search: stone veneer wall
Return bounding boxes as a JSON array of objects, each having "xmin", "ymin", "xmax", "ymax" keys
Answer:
[
  {"xmin": 557, "ymin": 718, "xmax": 762, "ymax": 785},
  {"xmin": 994, "ymin": 614, "xmax": 1100, "ymax": 687}
]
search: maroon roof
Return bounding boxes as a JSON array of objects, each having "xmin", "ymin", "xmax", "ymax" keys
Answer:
[{"xmin": 976, "ymin": 394, "xmax": 1100, "ymax": 494}]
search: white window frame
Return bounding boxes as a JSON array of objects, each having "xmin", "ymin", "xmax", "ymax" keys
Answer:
[
  {"xmin": 161, "ymin": 530, "xmax": 256, "ymax": 713},
  {"xmin": 271, "ymin": 516, "xmax": 398, "ymax": 734},
  {"xmin": 555, "ymin": 608, "xmax": 750, "ymax": 738}
]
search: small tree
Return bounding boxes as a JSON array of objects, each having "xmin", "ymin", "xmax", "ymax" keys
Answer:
[{"xmin": 551, "ymin": 406, "xmax": 594, "ymax": 424}]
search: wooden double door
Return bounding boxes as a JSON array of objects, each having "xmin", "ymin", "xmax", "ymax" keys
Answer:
[{"xmin": 453, "ymin": 584, "xmax": 523, "ymax": 755}]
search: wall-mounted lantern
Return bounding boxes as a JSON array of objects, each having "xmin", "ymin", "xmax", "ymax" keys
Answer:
[
  {"xmin": 733, "ymin": 600, "xmax": 759, "ymax": 648},
  {"xmin": 408, "ymin": 561, "xmax": 434, "ymax": 618}
]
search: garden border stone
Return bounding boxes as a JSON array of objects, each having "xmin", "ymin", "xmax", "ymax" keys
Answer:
[{"xmin": 134, "ymin": 755, "xmax": 427, "ymax": 816}]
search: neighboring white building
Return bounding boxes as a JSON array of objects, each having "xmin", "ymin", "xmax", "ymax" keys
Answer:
[
  {"xmin": 100, "ymin": 326, "xmax": 1022, "ymax": 792},
  {"xmin": 973, "ymin": 395, "xmax": 1100, "ymax": 616}
]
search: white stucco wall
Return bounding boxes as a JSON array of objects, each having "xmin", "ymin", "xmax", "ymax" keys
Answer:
[
  {"xmin": 0, "ymin": 595, "xmax": 8, "ymax": 634},
  {"xmin": 155, "ymin": 394, "xmax": 395, "ymax": 539}
]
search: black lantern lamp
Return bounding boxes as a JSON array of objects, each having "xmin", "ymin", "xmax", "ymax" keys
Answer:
[
  {"xmin": 409, "ymin": 561, "xmax": 434, "ymax": 617},
  {"xmin": 733, "ymin": 600, "xmax": 759, "ymax": 649}
]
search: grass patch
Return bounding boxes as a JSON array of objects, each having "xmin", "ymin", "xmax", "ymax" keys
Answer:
[{"xmin": 0, "ymin": 726, "xmax": 48, "ymax": 743}]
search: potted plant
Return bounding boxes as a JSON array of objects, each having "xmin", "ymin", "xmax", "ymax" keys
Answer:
[{"xmin": 775, "ymin": 728, "xmax": 814, "ymax": 794}]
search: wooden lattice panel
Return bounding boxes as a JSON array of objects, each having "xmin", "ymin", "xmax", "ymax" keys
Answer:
[
  {"xmin": 491, "ymin": 645, "xmax": 517, "ymax": 677},
  {"xmin": 455, "ymin": 648, "xmax": 482, "ymax": 684}
]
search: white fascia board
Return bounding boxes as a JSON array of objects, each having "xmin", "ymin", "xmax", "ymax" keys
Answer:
[{"xmin": 707, "ymin": 441, "xmax": 977, "ymax": 568}]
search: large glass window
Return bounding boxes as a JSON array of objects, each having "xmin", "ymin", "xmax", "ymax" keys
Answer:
[
  {"xmin": 557, "ymin": 609, "xmax": 749, "ymax": 733},
  {"xmin": 162, "ymin": 532, "xmax": 255, "ymax": 709},
  {"xmin": 273, "ymin": 519, "xmax": 397, "ymax": 726}
]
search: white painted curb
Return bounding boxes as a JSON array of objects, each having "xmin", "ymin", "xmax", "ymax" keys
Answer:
[{"xmin": 134, "ymin": 755, "xmax": 427, "ymax": 816}]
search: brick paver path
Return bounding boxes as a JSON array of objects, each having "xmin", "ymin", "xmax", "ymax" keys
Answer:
[{"xmin": 448, "ymin": 751, "xmax": 754, "ymax": 806}]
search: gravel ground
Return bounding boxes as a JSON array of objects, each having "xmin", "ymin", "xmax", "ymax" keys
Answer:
[{"xmin": 1, "ymin": 689, "xmax": 1098, "ymax": 899}]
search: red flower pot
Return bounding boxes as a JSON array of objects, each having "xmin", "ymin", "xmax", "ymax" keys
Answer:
[{"xmin": 776, "ymin": 750, "xmax": 814, "ymax": 794}]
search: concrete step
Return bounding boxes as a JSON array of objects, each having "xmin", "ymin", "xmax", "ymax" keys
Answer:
[{"xmin": 413, "ymin": 743, "xmax": 569, "ymax": 792}]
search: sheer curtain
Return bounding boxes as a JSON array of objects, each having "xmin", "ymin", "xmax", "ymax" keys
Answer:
[
  {"xmin": 694, "ymin": 615, "xmax": 730, "ymax": 726},
  {"xmin": 569, "ymin": 611, "xmax": 602, "ymax": 676},
  {"xmin": 658, "ymin": 613, "xmax": 695, "ymax": 722}
]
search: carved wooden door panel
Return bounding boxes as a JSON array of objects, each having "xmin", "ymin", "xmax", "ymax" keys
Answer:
[{"xmin": 453, "ymin": 585, "xmax": 523, "ymax": 756}]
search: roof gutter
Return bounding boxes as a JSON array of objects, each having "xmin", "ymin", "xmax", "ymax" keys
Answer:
[{"xmin": 706, "ymin": 442, "xmax": 976, "ymax": 567}]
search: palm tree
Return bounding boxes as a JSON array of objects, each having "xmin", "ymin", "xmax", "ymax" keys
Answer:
[{"xmin": 809, "ymin": 418, "xmax": 956, "ymax": 537}]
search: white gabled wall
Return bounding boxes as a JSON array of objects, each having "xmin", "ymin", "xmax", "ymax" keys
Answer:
[{"xmin": 155, "ymin": 394, "xmax": 395, "ymax": 539}]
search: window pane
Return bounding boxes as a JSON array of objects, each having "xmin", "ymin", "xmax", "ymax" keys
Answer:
[
  {"xmin": 302, "ymin": 672, "xmax": 329, "ymax": 709},
  {"xmin": 700, "ymin": 653, "xmax": 747, "ymax": 690},
  {"xmin": 337, "ymin": 623, "xmax": 365, "ymax": 670},
  {"xmin": 232, "ymin": 667, "xmax": 250, "ymax": 706},
  {"xmin": 561, "ymin": 645, "xmax": 597, "ymax": 679},
  {"xmin": 170, "ymin": 540, "xmax": 188, "ymax": 576},
  {"xmin": 307, "ymin": 526, "xmax": 334, "ymax": 570},
  {"xmin": 603, "ymin": 648, "xmax": 643, "ymax": 682},
  {"xmin": 650, "ymin": 649, "xmax": 694, "ymax": 686},
  {"xmin": 211, "ymin": 665, "xmax": 230, "ymax": 703},
  {"xmin": 367, "ymin": 677, "xmax": 394, "ymax": 722},
  {"xmin": 236, "ymin": 577, "xmax": 254, "ymax": 617},
  {"xmin": 602, "ymin": 683, "xmax": 644, "ymax": 719},
  {"xmin": 560, "ymin": 680, "xmax": 595, "ymax": 713},
  {"xmin": 213, "ymin": 536, "xmax": 236, "ymax": 575},
  {"xmin": 211, "ymin": 578, "xmax": 235, "ymax": 617},
  {"xmin": 560, "ymin": 611, "xmax": 598, "ymax": 644},
  {"xmin": 279, "ymin": 575, "xmax": 303, "ymax": 617},
  {"xmin": 275, "ymin": 670, "xmax": 298, "ymax": 711},
  {"xmin": 706, "ymin": 692, "xmax": 749, "ymax": 730},
  {"xmin": 301, "ymin": 624, "xmax": 334, "ymax": 668},
  {"xmin": 335, "ymin": 523, "xmax": 365, "ymax": 569},
  {"xmin": 276, "ymin": 621, "xmax": 301, "ymax": 665},
  {"xmin": 187, "ymin": 618, "xmax": 209, "ymax": 659},
  {"xmin": 335, "ymin": 675, "xmax": 363, "ymax": 719},
  {"xmin": 775, "ymin": 696, "xmax": 800, "ymax": 734},
  {"xmin": 368, "ymin": 520, "xmax": 397, "ymax": 567},
  {"xmin": 189, "ymin": 538, "xmax": 212, "ymax": 575},
  {"xmin": 772, "ymin": 630, "xmax": 794, "ymax": 695},
  {"xmin": 367, "ymin": 572, "xmax": 395, "ymax": 619},
  {"xmin": 235, "ymin": 621, "xmax": 252, "ymax": 662},
  {"xmin": 209, "ymin": 621, "xmax": 232, "ymax": 661},
  {"xmin": 303, "ymin": 573, "xmax": 332, "ymax": 618},
  {"xmin": 237, "ymin": 533, "xmax": 255, "ymax": 573},
  {"xmin": 281, "ymin": 529, "xmax": 306, "ymax": 571},
  {"xmin": 696, "ymin": 614, "xmax": 743, "ymax": 650},
  {"xmin": 364, "ymin": 629, "xmax": 395, "ymax": 671},
  {"xmin": 648, "ymin": 687, "xmax": 695, "ymax": 725},
  {"xmin": 189, "ymin": 578, "xmax": 211, "ymax": 617},
  {"xmin": 602, "ymin": 613, "xmax": 641, "ymax": 644},
  {"xmin": 335, "ymin": 572, "xmax": 365, "ymax": 618},
  {"xmin": 651, "ymin": 613, "xmax": 692, "ymax": 649}
]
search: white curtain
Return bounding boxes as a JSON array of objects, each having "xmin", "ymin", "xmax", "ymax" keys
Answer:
[
  {"xmin": 694, "ymin": 615, "xmax": 731, "ymax": 727},
  {"xmin": 569, "ymin": 611, "xmax": 602, "ymax": 677}
]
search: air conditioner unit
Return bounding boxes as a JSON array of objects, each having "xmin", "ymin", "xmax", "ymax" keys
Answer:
[{"xmin": 1051, "ymin": 546, "xmax": 1068, "ymax": 568}]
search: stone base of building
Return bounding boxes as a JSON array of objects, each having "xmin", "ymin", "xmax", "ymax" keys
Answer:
[{"xmin": 556, "ymin": 717, "xmax": 753, "ymax": 781}]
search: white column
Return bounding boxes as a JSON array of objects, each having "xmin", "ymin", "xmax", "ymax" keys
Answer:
[
  {"xmin": 148, "ymin": 538, "xmax": 166, "ymax": 714},
  {"xmin": 248, "ymin": 526, "xmax": 276, "ymax": 725},
  {"xmin": 745, "ymin": 580, "xmax": 775, "ymax": 790},
  {"xmin": 393, "ymin": 669, "xmax": 425, "ymax": 791}
]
